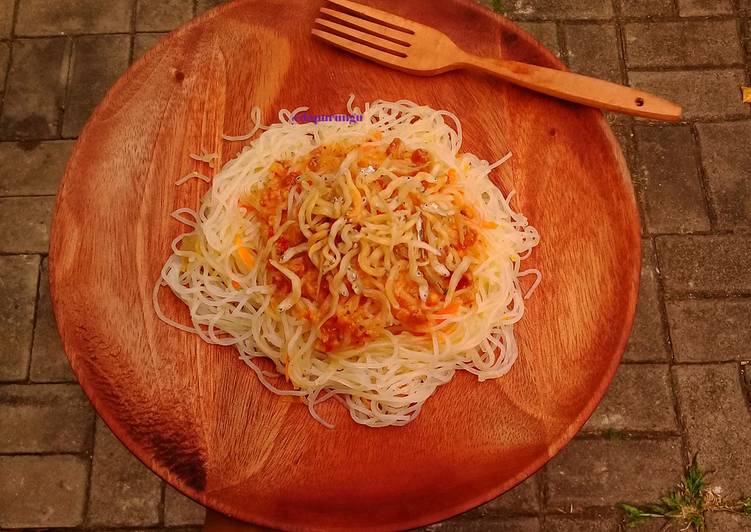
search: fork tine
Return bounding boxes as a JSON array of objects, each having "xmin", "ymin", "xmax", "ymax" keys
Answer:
[
  {"xmin": 319, "ymin": 7, "xmax": 412, "ymax": 46},
  {"xmin": 314, "ymin": 18, "xmax": 408, "ymax": 56},
  {"xmin": 312, "ymin": 28, "xmax": 406, "ymax": 67},
  {"xmin": 327, "ymin": 0, "xmax": 417, "ymax": 34}
]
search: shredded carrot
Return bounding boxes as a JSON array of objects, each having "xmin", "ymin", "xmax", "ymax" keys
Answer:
[
  {"xmin": 482, "ymin": 220, "xmax": 498, "ymax": 229},
  {"xmin": 436, "ymin": 301, "xmax": 461, "ymax": 315},
  {"xmin": 231, "ymin": 280, "xmax": 241, "ymax": 289},
  {"xmin": 434, "ymin": 301, "xmax": 461, "ymax": 324},
  {"xmin": 234, "ymin": 235, "xmax": 254, "ymax": 268},
  {"xmin": 371, "ymin": 131, "xmax": 382, "ymax": 140},
  {"xmin": 284, "ymin": 358, "xmax": 290, "ymax": 382}
]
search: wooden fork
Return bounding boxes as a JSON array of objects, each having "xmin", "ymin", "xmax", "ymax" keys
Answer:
[{"xmin": 312, "ymin": 0, "xmax": 682, "ymax": 122}]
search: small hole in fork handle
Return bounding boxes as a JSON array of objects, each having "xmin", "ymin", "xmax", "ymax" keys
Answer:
[{"xmin": 635, "ymin": 97, "xmax": 645, "ymax": 107}]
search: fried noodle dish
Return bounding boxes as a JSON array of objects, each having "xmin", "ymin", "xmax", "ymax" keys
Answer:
[{"xmin": 154, "ymin": 98, "xmax": 540, "ymax": 427}]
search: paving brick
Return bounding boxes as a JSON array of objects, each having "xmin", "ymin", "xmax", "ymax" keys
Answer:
[
  {"xmin": 0, "ymin": 140, "xmax": 74, "ymax": 196},
  {"xmin": 0, "ymin": 383, "xmax": 94, "ymax": 452},
  {"xmin": 656, "ymin": 236, "xmax": 751, "ymax": 296},
  {"xmin": 30, "ymin": 259, "xmax": 75, "ymax": 382},
  {"xmin": 543, "ymin": 515, "xmax": 621, "ymax": 531},
  {"xmin": 426, "ymin": 516, "xmax": 540, "ymax": 531},
  {"xmin": 465, "ymin": 474, "xmax": 540, "ymax": 516},
  {"xmin": 629, "ymin": 70, "xmax": 749, "ymax": 120},
  {"xmin": 706, "ymin": 512, "xmax": 751, "ymax": 531},
  {"xmin": 87, "ymin": 417, "xmax": 162, "ymax": 526},
  {"xmin": 618, "ymin": 0, "xmax": 674, "ymax": 17},
  {"xmin": 133, "ymin": 32, "xmax": 167, "ymax": 61},
  {"xmin": 696, "ymin": 121, "xmax": 751, "ymax": 231},
  {"xmin": 583, "ymin": 364, "xmax": 677, "ymax": 433},
  {"xmin": 563, "ymin": 23, "xmax": 622, "ymax": 83},
  {"xmin": 196, "ymin": 0, "xmax": 227, "ymax": 14},
  {"xmin": 0, "ymin": 455, "xmax": 88, "ymax": 527},
  {"xmin": 63, "ymin": 34, "xmax": 130, "ymax": 137},
  {"xmin": 0, "ymin": 196, "xmax": 54, "ymax": 253},
  {"xmin": 165, "ymin": 485, "xmax": 206, "ymax": 526},
  {"xmin": 546, "ymin": 438, "xmax": 683, "ymax": 508},
  {"xmin": 667, "ymin": 300, "xmax": 751, "ymax": 362},
  {"xmin": 136, "ymin": 0, "xmax": 193, "ymax": 32},
  {"xmin": 0, "ymin": 0, "xmax": 13, "ymax": 38},
  {"xmin": 625, "ymin": 240, "xmax": 669, "ymax": 362},
  {"xmin": 16, "ymin": 0, "xmax": 133, "ymax": 36},
  {"xmin": 0, "ymin": 38, "xmax": 69, "ymax": 139},
  {"xmin": 677, "ymin": 0, "xmax": 733, "ymax": 16},
  {"xmin": 517, "ymin": 22, "xmax": 560, "ymax": 57},
  {"xmin": 673, "ymin": 364, "xmax": 751, "ymax": 499},
  {"xmin": 625, "ymin": 21, "xmax": 742, "ymax": 68},
  {"xmin": 510, "ymin": 0, "xmax": 613, "ymax": 20},
  {"xmin": 633, "ymin": 126, "xmax": 709, "ymax": 234},
  {"xmin": 0, "ymin": 254, "xmax": 39, "ymax": 381}
]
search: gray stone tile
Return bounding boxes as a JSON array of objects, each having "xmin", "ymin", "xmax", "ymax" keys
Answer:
[
  {"xmin": 629, "ymin": 70, "xmax": 749, "ymax": 120},
  {"xmin": 696, "ymin": 121, "xmax": 751, "ymax": 231},
  {"xmin": 0, "ymin": 455, "xmax": 88, "ymax": 527},
  {"xmin": 656, "ymin": 236, "xmax": 751, "ymax": 296},
  {"xmin": 427, "ymin": 516, "xmax": 540, "ymax": 531},
  {"xmin": 516, "ymin": 22, "xmax": 560, "ymax": 58},
  {"xmin": 196, "ymin": 0, "xmax": 227, "ymax": 14},
  {"xmin": 63, "ymin": 34, "xmax": 130, "ymax": 137},
  {"xmin": 633, "ymin": 125, "xmax": 709, "ymax": 234},
  {"xmin": 677, "ymin": 0, "xmax": 733, "ymax": 16},
  {"xmin": 0, "ymin": 140, "xmax": 74, "ymax": 196},
  {"xmin": 546, "ymin": 438, "xmax": 683, "ymax": 508},
  {"xmin": 625, "ymin": 21, "xmax": 742, "ymax": 68},
  {"xmin": 464, "ymin": 474, "xmax": 540, "ymax": 516},
  {"xmin": 0, "ymin": 0, "xmax": 13, "ymax": 38},
  {"xmin": 0, "ymin": 254, "xmax": 39, "ymax": 381},
  {"xmin": 625, "ymin": 240, "xmax": 669, "ymax": 362},
  {"xmin": 667, "ymin": 300, "xmax": 751, "ymax": 363},
  {"xmin": 673, "ymin": 364, "xmax": 751, "ymax": 499},
  {"xmin": 30, "ymin": 258, "xmax": 76, "ymax": 382},
  {"xmin": 543, "ymin": 515, "xmax": 622, "ymax": 531},
  {"xmin": 0, "ymin": 38, "xmax": 69, "ymax": 139},
  {"xmin": 0, "ymin": 41, "xmax": 9, "ymax": 89},
  {"xmin": 583, "ymin": 364, "xmax": 677, "ymax": 433},
  {"xmin": 0, "ymin": 196, "xmax": 55, "ymax": 253},
  {"xmin": 705, "ymin": 512, "xmax": 751, "ymax": 531},
  {"xmin": 16, "ymin": 0, "xmax": 133, "ymax": 36},
  {"xmin": 164, "ymin": 485, "xmax": 206, "ymax": 526},
  {"xmin": 563, "ymin": 23, "xmax": 622, "ymax": 83},
  {"xmin": 510, "ymin": 0, "xmax": 613, "ymax": 20},
  {"xmin": 133, "ymin": 32, "xmax": 167, "ymax": 62},
  {"xmin": 618, "ymin": 0, "xmax": 674, "ymax": 17},
  {"xmin": 136, "ymin": 0, "xmax": 193, "ymax": 32},
  {"xmin": 0, "ymin": 383, "xmax": 94, "ymax": 452},
  {"xmin": 87, "ymin": 417, "xmax": 162, "ymax": 526}
]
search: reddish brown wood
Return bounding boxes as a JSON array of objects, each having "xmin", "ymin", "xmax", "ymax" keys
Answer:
[
  {"xmin": 48, "ymin": 1, "xmax": 640, "ymax": 530},
  {"xmin": 314, "ymin": 0, "xmax": 682, "ymax": 122}
]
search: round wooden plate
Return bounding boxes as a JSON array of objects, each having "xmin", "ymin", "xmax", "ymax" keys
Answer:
[{"xmin": 49, "ymin": 0, "xmax": 640, "ymax": 529}]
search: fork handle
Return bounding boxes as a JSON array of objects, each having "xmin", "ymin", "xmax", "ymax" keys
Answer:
[{"xmin": 461, "ymin": 56, "xmax": 682, "ymax": 122}]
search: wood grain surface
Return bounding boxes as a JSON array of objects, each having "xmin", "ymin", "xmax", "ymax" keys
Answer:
[{"xmin": 48, "ymin": 0, "xmax": 640, "ymax": 530}]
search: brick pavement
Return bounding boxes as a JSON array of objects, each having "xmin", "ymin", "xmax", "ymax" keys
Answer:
[{"xmin": 0, "ymin": 0, "xmax": 749, "ymax": 530}]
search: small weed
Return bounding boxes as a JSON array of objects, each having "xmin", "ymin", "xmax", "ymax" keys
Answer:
[
  {"xmin": 617, "ymin": 455, "xmax": 751, "ymax": 531},
  {"xmin": 491, "ymin": 0, "xmax": 504, "ymax": 14}
]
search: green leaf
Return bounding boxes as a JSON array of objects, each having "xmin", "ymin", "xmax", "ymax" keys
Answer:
[
  {"xmin": 684, "ymin": 454, "xmax": 706, "ymax": 505},
  {"xmin": 739, "ymin": 496, "xmax": 751, "ymax": 515},
  {"xmin": 617, "ymin": 503, "xmax": 665, "ymax": 526}
]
